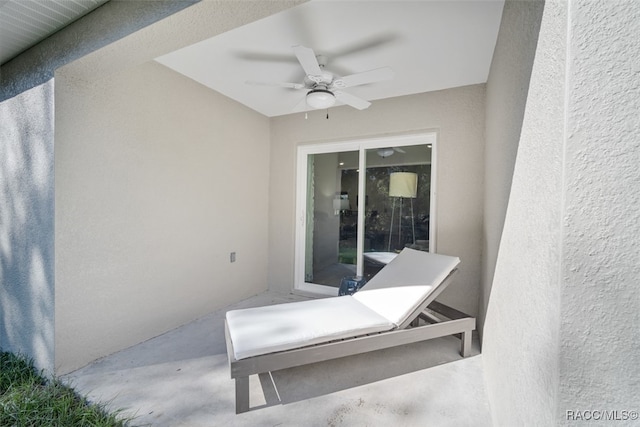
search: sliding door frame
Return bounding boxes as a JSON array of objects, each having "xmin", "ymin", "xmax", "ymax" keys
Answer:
[{"xmin": 294, "ymin": 132, "xmax": 438, "ymax": 296}]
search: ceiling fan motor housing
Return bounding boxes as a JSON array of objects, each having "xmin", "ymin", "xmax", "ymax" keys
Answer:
[{"xmin": 305, "ymin": 71, "xmax": 333, "ymax": 87}]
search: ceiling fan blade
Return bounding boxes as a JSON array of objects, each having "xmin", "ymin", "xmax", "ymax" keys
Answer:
[
  {"xmin": 245, "ymin": 80, "xmax": 304, "ymax": 90},
  {"xmin": 394, "ymin": 147, "xmax": 406, "ymax": 154},
  {"xmin": 233, "ymin": 50, "xmax": 297, "ymax": 64},
  {"xmin": 333, "ymin": 67, "xmax": 394, "ymax": 88},
  {"xmin": 292, "ymin": 45, "xmax": 322, "ymax": 77},
  {"xmin": 335, "ymin": 91, "xmax": 371, "ymax": 110},
  {"xmin": 332, "ymin": 34, "xmax": 399, "ymax": 58}
]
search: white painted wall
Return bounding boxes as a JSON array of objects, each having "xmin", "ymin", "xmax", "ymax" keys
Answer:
[
  {"xmin": 54, "ymin": 61, "xmax": 271, "ymax": 374},
  {"xmin": 483, "ymin": 1, "xmax": 640, "ymax": 425},
  {"xmin": 269, "ymin": 86, "xmax": 485, "ymax": 317}
]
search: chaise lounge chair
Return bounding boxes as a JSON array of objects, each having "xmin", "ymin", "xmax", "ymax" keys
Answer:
[{"xmin": 224, "ymin": 248, "xmax": 475, "ymax": 413}]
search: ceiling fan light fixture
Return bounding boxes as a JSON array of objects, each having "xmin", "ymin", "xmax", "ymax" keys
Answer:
[
  {"xmin": 377, "ymin": 148, "xmax": 395, "ymax": 158},
  {"xmin": 306, "ymin": 88, "xmax": 336, "ymax": 109}
]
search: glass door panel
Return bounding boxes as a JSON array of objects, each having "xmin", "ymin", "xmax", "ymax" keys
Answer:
[
  {"xmin": 304, "ymin": 151, "xmax": 359, "ymax": 287},
  {"xmin": 362, "ymin": 145, "xmax": 432, "ymax": 280}
]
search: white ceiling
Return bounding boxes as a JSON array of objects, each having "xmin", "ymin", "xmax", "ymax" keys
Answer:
[
  {"xmin": 156, "ymin": 0, "xmax": 504, "ymax": 117},
  {"xmin": 1, "ymin": 0, "xmax": 504, "ymax": 117},
  {"xmin": 0, "ymin": 0, "xmax": 108, "ymax": 65}
]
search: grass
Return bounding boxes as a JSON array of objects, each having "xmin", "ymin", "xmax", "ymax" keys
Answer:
[{"xmin": 0, "ymin": 351, "xmax": 131, "ymax": 426}]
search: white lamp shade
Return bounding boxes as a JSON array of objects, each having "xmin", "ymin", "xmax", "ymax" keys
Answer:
[{"xmin": 389, "ymin": 172, "xmax": 418, "ymax": 198}]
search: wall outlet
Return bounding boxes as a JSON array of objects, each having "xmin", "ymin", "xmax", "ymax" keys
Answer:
[{"xmin": 230, "ymin": 252, "xmax": 236, "ymax": 263}]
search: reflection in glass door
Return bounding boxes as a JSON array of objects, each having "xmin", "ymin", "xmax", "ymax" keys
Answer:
[
  {"xmin": 362, "ymin": 145, "xmax": 432, "ymax": 280},
  {"xmin": 295, "ymin": 133, "xmax": 435, "ymax": 294},
  {"xmin": 304, "ymin": 151, "xmax": 359, "ymax": 287}
]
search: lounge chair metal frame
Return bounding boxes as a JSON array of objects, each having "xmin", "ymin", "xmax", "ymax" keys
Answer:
[{"xmin": 225, "ymin": 269, "xmax": 476, "ymax": 414}]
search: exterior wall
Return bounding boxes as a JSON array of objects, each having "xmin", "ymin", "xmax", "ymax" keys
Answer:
[
  {"xmin": 559, "ymin": 0, "xmax": 640, "ymax": 421},
  {"xmin": 480, "ymin": 0, "xmax": 543, "ymax": 338},
  {"xmin": 50, "ymin": 0, "xmax": 299, "ymax": 374},
  {"xmin": 54, "ymin": 61, "xmax": 271, "ymax": 374},
  {"xmin": 0, "ymin": 0, "xmax": 198, "ymax": 376},
  {"xmin": 482, "ymin": 1, "xmax": 566, "ymax": 424},
  {"xmin": 483, "ymin": 0, "xmax": 640, "ymax": 425},
  {"xmin": 0, "ymin": 81, "xmax": 55, "ymax": 372},
  {"xmin": 269, "ymin": 86, "xmax": 486, "ymax": 317},
  {"xmin": 0, "ymin": 0, "xmax": 301, "ymax": 374}
]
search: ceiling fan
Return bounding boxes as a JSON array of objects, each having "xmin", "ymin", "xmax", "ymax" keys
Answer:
[{"xmin": 246, "ymin": 45, "xmax": 394, "ymax": 112}]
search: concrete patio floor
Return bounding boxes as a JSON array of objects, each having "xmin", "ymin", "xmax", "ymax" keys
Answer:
[{"xmin": 62, "ymin": 292, "xmax": 493, "ymax": 426}]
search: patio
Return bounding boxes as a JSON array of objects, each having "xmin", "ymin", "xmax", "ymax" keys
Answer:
[{"xmin": 62, "ymin": 292, "xmax": 492, "ymax": 426}]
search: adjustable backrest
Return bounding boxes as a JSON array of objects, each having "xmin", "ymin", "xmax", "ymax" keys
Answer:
[
  {"xmin": 353, "ymin": 248, "xmax": 460, "ymax": 328},
  {"xmin": 363, "ymin": 248, "xmax": 460, "ymax": 291}
]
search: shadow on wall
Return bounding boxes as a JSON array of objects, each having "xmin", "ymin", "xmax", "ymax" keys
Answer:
[{"xmin": 0, "ymin": 80, "xmax": 55, "ymax": 373}]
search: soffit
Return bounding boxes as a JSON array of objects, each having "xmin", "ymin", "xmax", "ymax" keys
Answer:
[{"xmin": 0, "ymin": 0, "xmax": 109, "ymax": 65}]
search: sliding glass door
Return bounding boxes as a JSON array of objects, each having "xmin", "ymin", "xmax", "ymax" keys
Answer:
[
  {"xmin": 295, "ymin": 133, "xmax": 436, "ymax": 295},
  {"xmin": 302, "ymin": 150, "xmax": 360, "ymax": 287}
]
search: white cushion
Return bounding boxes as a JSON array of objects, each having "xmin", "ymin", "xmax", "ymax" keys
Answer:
[
  {"xmin": 363, "ymin": 248, "xmax": 460, "ymax": 291},
  {"xmin": 226, "ymin": 296, "xmax": 393, "ymax": 360},
  {"xmin": 353, "ymin": 285, "xmax": 432, "ymax": 327},
  {"xmin": 355, "ymin": 249, "xmax": 460, "ymax": 326},
  {"xmin": 226, "ymin": 249, "xmax": 460, "ymax": 360}
]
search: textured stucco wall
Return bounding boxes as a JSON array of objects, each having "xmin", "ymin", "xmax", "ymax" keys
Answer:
[
  {"xmin": 0, "ymin": 0, "xmax": 197, "ymax": 375},
  {"xmin": 484, "ymin": 1, "xmax": 640, "ymax": 425},
  {"xmin": 558, "ymin": 0, "xmax": 640, "ymax": 421},
  {"xmin": 482, "ymin": 1, "xmax": 566, "ymax": 424},
  {"xmin": 480, "ymin": 0, "xmax": 543, "ymax": 338},
  {"xmin": 0, "ymin": 81, "xmax": 55, "ymax": 372},
  {"xmin": 50, "ymin": 0, "xmax": 303, "ymax": 374},
  {"xmin": 54, "ymin": 61, "xmax": 271, "ymax": 374},
  {"xmin": 269, "ymin": 86, "xmax": 486, "ymax": 317},
  {"xmin": 1, "ymin": 0, "xmax": 303, "ymax": 373}
]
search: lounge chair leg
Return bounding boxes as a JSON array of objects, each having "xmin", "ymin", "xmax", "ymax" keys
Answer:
[
  {"xmin": 235, "ymin": 376, "xmax": 250, "ymax": 414},
  {"xmin": 461, "ymin": 330, "xmax": 472, "ymax": 357}
]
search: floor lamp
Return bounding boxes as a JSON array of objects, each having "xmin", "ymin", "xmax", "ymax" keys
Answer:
[{"xmin": 388, "ymin": 172, "xmax": 418, "ymax": 251}]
